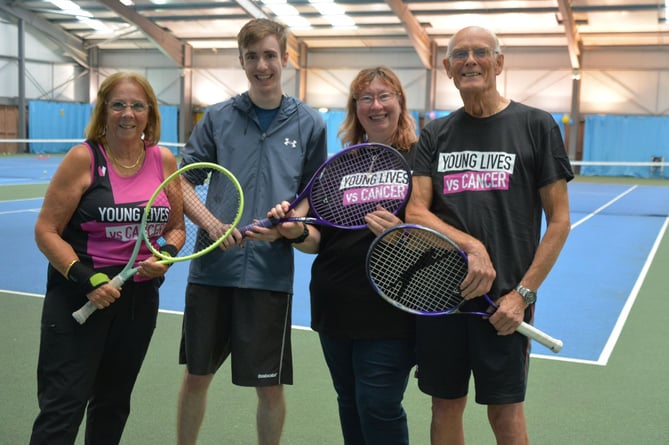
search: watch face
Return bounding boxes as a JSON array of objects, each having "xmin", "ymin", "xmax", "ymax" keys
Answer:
[
  {"xmin": 524, "ymin": 291, "xmax": 537, "ymax": 304},
  {"xmin": 517, "ymin": 286, "xmax": 537, "ymax": 304}
]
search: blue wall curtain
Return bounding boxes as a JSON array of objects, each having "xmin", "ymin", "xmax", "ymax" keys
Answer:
[
  {"xmin": 28, "ymin": 101, "xmax": 92, "ymax": 153},
  {"xmin": 582, "ymin": 115, "xmax": 669, "ymax": 178},
  {"xmin": 322, "ymin": 109, "xmax": 422, "ymax": 155},
  {"xmin": 28, "ymin": 101, "xmax": 180, "ymax": 154}
]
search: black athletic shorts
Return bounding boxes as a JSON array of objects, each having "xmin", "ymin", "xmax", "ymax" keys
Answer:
[
  {"xmin": 179, "ymin": 284, "xmax": 293, "ymax": 386},
  {"xmin": 415, "ymin": 314, "xmax": 530, "ymax": 405}
]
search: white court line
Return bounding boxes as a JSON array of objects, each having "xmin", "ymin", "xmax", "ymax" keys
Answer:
[
  {"xmin": 596, "ymin": 216, "xmax": 669, "ymax": 366},
  {"xmin": 0, "ymin": 208, "xmax": 41, "ymax": 215},
  {"xmin": 0, "ymin": 290, "xmax": 316, "ymax": 331},
  {"xmin": 570, "ymin": 184, "xmax": 637, "ymax": 229},
  {"xmin": 564, "ymin": 184, "xmax": 669, "ymax": 365}
]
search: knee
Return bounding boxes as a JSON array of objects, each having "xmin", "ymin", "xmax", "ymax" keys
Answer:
[
  {"xmin": 256, "ymin": 385, "xmax": 284, "ymax": 405},
  {"xmin": 432, "ymin": 396, "xmax": 467, "ymax": 419},
  {"xmin": 181, "ymin": 372, "xmax": 213, "ymax": 394}
]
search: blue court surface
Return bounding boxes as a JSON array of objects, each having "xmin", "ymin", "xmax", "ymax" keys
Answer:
[{"xmin": 1, "ymin": 161, "xmax": 668, "ymax": 365}]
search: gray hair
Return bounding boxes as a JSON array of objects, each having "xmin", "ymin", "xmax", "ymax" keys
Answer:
[{"xmin": 445, "ymin": 26, "xmax": 502, "ymax": 59}]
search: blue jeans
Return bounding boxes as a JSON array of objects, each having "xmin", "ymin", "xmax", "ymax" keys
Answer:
[{"xmin": 319, "ymin": 334, "xmax": 415, "ymax": 445}]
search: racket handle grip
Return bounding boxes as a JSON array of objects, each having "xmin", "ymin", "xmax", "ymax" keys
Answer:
[
  {"xmin": 71, "ymin": 274, "xmax": 127, "ymax": 325},
  {"xmin": 517, "ymin": 322, "xmax": 564, "ymax": 353},
  {"xmin": 72, "ymin": 301, "xmax": 97, "ymax": 325},
  {"xmin": 238, "ymin": 217, "xmax": 278, "ymax": 239}
]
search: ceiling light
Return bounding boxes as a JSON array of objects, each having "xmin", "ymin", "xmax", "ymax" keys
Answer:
[
  {"xmin": 309, "ymin": 0, "xmax": 357, "ymax": 29},
  {"xmin": 261, "ymin": 0, "xmax": 312, "ymax": 29},
  {"xmin": 48, "ymin": 0, "xmax": 92, "ymax": 17}
]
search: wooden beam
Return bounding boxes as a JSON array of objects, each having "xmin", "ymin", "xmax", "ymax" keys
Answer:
[
  {"xmin": 0, "ymin": 3, "xmax": 88, "ymax": 68},
  {"xmin": 96, "ymin": 0, "xmax": 189, "ymax": 67},
  {"xmin": 384, "ymin": 0, "xmax": 433, "ymax": 69},
  {"xmin": 556, "ymin": 0, "xmax": 582, "ymax": 69}
]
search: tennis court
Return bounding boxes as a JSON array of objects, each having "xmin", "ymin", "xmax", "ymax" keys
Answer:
[{"xmin": 1, "ymin": 154, "xmax": 669, "ymax": 443}]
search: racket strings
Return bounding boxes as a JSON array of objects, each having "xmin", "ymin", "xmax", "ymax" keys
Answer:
[
  {"xmin": 154, "ymin": 166, "xmax": 244, "ymax": 259},
  {"xmin": 309, "ymin": 144, "xmax": 409, "ymax": 227},
  {"xmin": 369, "ymin": 229, "xmax": 467, "ymax": 314}
]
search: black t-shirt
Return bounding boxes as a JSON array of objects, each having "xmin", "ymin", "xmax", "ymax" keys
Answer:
[
  {"xmin": 413, "ymin": 101, "xmax": 574, "ymax": 301},
  {"xmin": 309, "ymin": 146, "xmax": 416, "ymax": 339}
]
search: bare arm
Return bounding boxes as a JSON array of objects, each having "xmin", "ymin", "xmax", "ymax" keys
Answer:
[
  {"xmin": 405, "ymin": 175, "xmax": 496, "ymax": 299},
  {"xmin": 491, "ymin": 179, "xmax": 571, "ymax": 334},
  {"xmin": 34, "ymin": 144, "xmax": 121, "ymax": 308}
]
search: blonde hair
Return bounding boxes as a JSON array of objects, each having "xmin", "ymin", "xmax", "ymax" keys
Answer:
[
  {"xmin": 338, "ymin": 66, "xmax": 417, "ymax": 151},
  {"xmin": 85, "ymin": 72, "xmax": 161, "ymax": 145}
]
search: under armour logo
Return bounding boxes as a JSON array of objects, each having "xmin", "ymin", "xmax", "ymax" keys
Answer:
[{"xmin": 284, "ymin": 138, "xmax": 297, "ymax": 148}]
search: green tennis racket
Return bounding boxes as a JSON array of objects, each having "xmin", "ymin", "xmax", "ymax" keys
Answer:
[{"xmin": 72, "ymin": 162, "xmax": 244, "ymax": 324}]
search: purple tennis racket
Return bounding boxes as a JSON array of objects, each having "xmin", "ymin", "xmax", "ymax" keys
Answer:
[
  {"xmin": 238, "ymin": 142, "xmax": 411, "ymax": 235},
  {"xmin": 366, "ymin": 224, "xmax": 563, "ymax": 353}
]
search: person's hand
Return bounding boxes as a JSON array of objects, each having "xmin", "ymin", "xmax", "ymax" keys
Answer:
[
  {"xmin": 203, "ymin": 219, "xmax": 242, "ymax": 250},
  {"xmin": 364, "ymin": 205, "xmax": 402, "ymax": 236},
  {"xmin": 86, "ymin": 283, "xmax": 121, "ymax": 309},
  {"xmin": 242, "ymin": 221, "xmax": 284, "ymax": 242},
  {"xmin": 137, "ymin": 256, "xmax": 171, "ymax": 278},
  {"xmin": 267, "ymin": 201, "xmax": 305, "ymax": 240},
  {"xmin": 487, "ymin": 290, "xmax": 526, "ymax": 336},
  {"xmin": 460, "ymin": 244, "xmax": 495, "ymax": 300}
]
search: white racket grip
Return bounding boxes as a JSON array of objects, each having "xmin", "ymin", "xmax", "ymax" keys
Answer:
[
  {"xmin": 72, "ymin": 301, "xmax": 97, "ymax": 325},
  {"xmin": 109, "ymin": 274, "xmax": 126, "ymax": 289},
  {"xmin": 71, "ymin": 274, "xmax": 127, "ymax": 324},
  {"xmin": 516, "ymin": 322, "xmax": 563, "ymax": 353}
]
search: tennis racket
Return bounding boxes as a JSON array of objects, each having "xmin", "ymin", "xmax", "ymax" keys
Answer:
[
  {"xmin": 237, "ymin": 142, "xmax": 411, "ymax": 236},
  {"xmin": 72, "ymin": 162, "xmax": 244, "ymax": 324},
  {"xmin": 366, "ymin": 224, "xmax": 563, "ymax": 353}
]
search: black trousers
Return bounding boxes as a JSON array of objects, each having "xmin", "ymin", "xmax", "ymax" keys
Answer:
[{"xmin": 29, "ymin": 278, "xmax": 160, "ymax": 445}]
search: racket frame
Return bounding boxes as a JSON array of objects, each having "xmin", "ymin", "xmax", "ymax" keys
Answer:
[
  {"xmin": 72, "ymin": 162, "xmax": 244, "ymax": 324},
  {"xmin": 238, "ymin": 142, "xmax": 412, "ymax": 234},
  {"xmin": 366, "ymin": 223, "xmax": 564, "ymax": 353}
]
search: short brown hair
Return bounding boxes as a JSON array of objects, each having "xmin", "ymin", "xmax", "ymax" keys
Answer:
[{"xmin": 237, "ymin": 18, "xmax": 287, "ymax": 57}]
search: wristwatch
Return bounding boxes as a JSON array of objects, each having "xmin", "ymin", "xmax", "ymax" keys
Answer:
[
  {"xmin": 515, "ymin": 285, "xmax": 537, "ymax": 305},
  {"xmin": 285, "ymin": 222, "xmax": 309, "ymax": 244}
]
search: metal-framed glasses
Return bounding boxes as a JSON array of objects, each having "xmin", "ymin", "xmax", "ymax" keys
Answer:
[
  {"xmin": 449, "ymin": 47, "xmax": 497, "ymax": 61},
  {"xmin": 108, "ymin": 101, "xmax": 149, "ymax": 113},
  {"xmin": 356, "ymin": 92, "xmax": 398, "ymax": 106}
]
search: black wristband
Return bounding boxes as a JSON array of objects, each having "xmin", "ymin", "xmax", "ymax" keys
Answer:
[
  {"xmin": 67, "ymin": 261, "xmax": 110, "ymax": 294},
  {"xmin": 285, "ymin": 223, "xmax": 309, "ymax": 244},
  {"xmin": 159, "ymin": 243, "xmax": 179, "ymax": 258}
]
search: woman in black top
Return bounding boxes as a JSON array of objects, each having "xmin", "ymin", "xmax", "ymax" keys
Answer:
[{"xmin": 272, "ymin": 66, "xmax": 418, "ymax": 445}]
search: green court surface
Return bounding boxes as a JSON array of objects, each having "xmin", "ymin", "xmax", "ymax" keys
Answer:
[
  {"xmin": 2, "ymin": 171, "xmax": 669, "ymax": 443},
  {"xmin": 2, "ymin": 253, "xmax": 669, "ymax": 445}
]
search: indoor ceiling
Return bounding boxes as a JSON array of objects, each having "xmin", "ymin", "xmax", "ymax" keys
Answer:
[{"xmin": 1, "ymin": 0, "xmax": 668, "ymax": 71}]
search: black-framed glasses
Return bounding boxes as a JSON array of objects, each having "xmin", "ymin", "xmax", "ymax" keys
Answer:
[
  {"xmin": 449, "ymin": 47, "xmax": 497, "ymax": 61},
  {"xmin": 356, "ymin": 92, "xmax": 398, "ymax": 106},
  {"xmin": 108, "ymin": 101, "xmax": 149, "ymax": 113}
]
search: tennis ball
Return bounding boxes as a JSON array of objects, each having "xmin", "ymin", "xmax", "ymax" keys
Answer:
[{"xmin": 561, "ymin": 114, "xmax": 570, "ymax": 124}]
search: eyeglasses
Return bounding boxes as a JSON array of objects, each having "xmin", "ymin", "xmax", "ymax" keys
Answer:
[
  {"xmin": 356, "ymin": 92, "xmax": 398, "ymax": 107},
  {"xmin": 449, "ymin": 48, "xmax": 498, "ymax": 61},
  {"xmin": 108, "ymin": 101, "xmax": 149, "ymax": 113}
]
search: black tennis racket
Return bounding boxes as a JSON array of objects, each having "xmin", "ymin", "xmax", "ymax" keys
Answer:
[
  {"xmin": 72, "ymin": 162, "xmax": 244, "ymax": 324},
  {"xmin": 238, "ymin": 142, "xmax": 411, "ymax": 236},
  {"xmin": 366, "ymin": 224, "xmax": 563, "ymax": 353}
]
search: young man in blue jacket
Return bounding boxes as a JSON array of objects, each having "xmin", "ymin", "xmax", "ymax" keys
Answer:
[{"xmin": 176, "ymin": 18, "xmax": 327, "ymax": 445}]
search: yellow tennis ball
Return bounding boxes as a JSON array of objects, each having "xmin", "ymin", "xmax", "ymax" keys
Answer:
[{"xmin": 561, "ymin": 114, "xmax": 570, "ymax": 124}]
